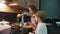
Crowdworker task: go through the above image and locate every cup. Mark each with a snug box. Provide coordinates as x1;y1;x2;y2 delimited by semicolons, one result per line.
23;23;27;26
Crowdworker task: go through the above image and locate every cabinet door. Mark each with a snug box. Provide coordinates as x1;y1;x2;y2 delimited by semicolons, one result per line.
17;0;25;7
26;0;39;9
17;0;39;9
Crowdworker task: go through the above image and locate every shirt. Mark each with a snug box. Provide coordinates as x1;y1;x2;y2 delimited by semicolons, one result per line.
35;23;47;34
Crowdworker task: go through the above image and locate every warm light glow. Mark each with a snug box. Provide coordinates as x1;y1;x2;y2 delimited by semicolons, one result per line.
0;1;18;13
0;2;6;8
1;0;6;3
0;2;11;12
9;3;18;6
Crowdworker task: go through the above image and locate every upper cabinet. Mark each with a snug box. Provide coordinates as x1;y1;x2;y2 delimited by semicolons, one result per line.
17;0;39;9
27;0;39;9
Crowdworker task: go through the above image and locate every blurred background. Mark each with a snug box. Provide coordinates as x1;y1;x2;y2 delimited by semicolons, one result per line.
0;0;60;34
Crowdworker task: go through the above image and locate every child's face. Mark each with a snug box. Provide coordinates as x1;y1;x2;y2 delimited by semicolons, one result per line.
35;16;38;22
31;16;36;24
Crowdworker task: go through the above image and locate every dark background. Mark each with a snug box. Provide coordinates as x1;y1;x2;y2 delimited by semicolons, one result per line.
40;0;60;19
40;0;60;34
0;12;17;22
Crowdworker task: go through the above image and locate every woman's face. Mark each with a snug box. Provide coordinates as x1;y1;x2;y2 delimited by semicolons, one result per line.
28;8;33;14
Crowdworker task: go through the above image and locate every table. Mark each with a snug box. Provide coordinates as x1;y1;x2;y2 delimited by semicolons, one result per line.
11;24;33;34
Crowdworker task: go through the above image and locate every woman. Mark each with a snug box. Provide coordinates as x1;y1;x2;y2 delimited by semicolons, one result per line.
35;11;47;34
28;5;38;26
28;5;38;31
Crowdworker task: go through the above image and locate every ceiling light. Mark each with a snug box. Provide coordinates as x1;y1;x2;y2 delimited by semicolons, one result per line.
1;0;12;4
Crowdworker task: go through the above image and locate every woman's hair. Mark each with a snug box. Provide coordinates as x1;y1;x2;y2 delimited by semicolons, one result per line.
22;8;29;12
35;11;45;22
28;5;38;14
25;9;29;12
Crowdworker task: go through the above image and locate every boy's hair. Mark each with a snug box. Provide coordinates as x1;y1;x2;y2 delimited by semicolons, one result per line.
35;11;45;22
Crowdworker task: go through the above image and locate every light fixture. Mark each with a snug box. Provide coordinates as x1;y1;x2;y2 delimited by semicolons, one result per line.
8;3;18;6
1;0;12;4
1;0;6;3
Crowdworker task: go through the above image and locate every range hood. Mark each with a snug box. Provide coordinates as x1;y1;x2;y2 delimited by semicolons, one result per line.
0;0;25;13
